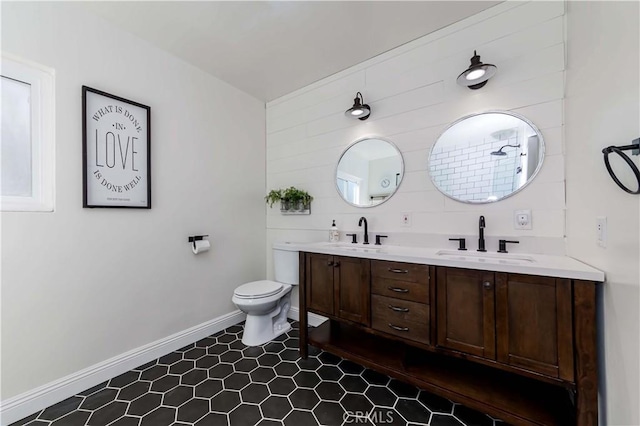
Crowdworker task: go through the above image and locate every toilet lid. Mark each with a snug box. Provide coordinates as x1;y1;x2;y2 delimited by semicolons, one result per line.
234;280;283;299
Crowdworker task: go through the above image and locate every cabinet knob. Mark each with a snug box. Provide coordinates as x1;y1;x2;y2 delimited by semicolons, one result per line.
333;261;340;268
327;260;334;266
483;281;492;289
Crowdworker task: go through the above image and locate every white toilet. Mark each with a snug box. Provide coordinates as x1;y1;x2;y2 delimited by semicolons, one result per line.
232;242;299;346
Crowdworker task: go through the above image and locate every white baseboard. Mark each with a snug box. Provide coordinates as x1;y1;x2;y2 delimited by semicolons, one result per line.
287;306;328;327
0;310;246;426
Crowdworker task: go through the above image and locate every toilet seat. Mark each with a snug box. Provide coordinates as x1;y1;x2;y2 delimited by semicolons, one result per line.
234;280;284;299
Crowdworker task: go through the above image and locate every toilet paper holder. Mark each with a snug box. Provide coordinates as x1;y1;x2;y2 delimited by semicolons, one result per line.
188;235;209;250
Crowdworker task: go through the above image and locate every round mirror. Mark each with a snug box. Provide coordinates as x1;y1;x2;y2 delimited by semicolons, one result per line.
336;137;404;207
429;111;544;203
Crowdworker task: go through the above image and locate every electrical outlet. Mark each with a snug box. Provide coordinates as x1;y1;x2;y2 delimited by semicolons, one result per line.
596;216;607;248
514;209;532;230
401;212;412;227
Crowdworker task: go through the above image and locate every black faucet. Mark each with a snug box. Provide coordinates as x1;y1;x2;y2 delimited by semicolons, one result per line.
449;238;467;251
478;215;486;252
498;239;519;253
375;235;388;246
358;217;369;245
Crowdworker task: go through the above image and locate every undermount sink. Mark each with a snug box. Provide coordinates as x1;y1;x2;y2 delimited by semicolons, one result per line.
435;250;535;265
323;243;382;253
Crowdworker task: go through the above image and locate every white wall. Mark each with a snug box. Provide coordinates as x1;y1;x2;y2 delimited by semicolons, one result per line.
266;1;567;293
1;2;265;400
565;2;640;425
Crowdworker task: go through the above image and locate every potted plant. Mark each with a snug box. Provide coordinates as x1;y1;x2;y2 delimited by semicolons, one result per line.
265;187;313;213
265;189;283;208
282;187;313;211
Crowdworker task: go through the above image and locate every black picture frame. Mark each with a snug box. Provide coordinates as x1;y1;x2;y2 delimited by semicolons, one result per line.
82;86;151;208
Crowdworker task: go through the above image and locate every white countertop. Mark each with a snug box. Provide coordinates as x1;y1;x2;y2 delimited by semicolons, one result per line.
275;241;605;282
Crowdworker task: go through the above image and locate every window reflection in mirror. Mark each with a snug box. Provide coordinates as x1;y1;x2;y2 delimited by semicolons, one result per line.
336;137;404;207
429;112;544;204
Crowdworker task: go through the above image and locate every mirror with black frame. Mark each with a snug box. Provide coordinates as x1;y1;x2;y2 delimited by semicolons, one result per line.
429;111;545;203
336;137;404;207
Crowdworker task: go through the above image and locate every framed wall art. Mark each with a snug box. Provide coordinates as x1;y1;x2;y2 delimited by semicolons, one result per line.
82;86;151;208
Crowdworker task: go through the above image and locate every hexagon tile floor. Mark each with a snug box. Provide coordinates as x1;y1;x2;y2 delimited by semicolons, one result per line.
11;321;509;426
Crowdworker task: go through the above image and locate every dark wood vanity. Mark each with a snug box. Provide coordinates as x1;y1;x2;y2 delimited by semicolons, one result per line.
298;252;599;426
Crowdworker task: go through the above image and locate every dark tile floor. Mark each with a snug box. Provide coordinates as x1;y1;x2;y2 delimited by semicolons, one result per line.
11;322;507;426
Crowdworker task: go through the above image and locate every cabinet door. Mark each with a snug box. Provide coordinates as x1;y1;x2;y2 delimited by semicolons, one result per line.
496;274;574;380
335;256;371;326
305;253;335;316
436;267;496;359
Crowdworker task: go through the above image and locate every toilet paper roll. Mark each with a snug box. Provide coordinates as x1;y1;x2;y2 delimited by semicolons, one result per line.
192;239;211;254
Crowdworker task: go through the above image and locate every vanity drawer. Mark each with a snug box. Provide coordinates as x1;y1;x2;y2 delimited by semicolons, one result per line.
372;277;429;304
372;296;430;344
372;260;429;284
372;295;429;324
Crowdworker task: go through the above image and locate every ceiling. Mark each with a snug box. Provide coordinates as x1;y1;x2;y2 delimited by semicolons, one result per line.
82;1;500;102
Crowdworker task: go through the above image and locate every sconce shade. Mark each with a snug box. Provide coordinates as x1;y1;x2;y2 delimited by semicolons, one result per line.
345;92;371;120
457;51;497;90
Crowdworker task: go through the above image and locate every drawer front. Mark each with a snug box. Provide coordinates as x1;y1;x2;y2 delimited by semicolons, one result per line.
372;295;429;324
372;260;429;284
372;296;430;344
372;276;429;304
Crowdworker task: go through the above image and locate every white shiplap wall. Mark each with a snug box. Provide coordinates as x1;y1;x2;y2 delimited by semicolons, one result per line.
265;1;567;285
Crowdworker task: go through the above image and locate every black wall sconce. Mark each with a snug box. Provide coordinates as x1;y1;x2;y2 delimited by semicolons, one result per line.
457;50;497;90
345;92;371;121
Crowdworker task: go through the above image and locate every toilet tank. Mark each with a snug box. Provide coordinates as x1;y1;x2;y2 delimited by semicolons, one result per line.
272;242;299;285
